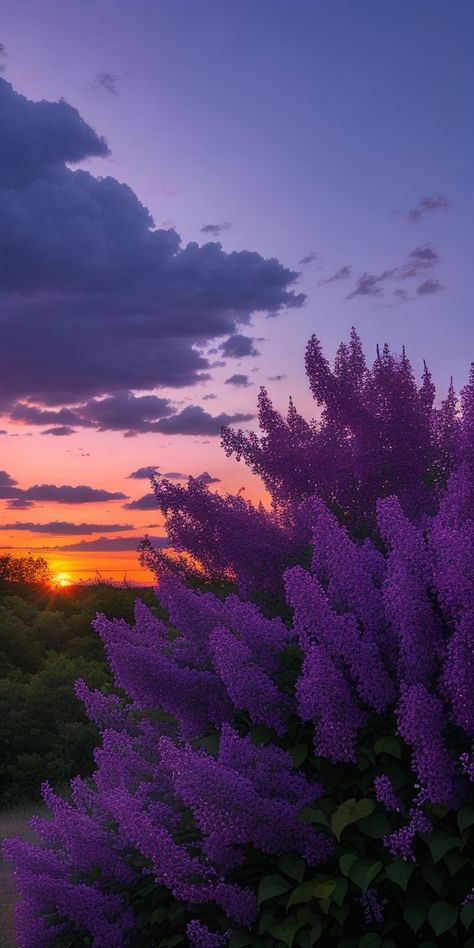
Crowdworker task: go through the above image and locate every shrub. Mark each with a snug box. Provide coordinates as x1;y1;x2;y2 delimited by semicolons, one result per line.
3;333;474;947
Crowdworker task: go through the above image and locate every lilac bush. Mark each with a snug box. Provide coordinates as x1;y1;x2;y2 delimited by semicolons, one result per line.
4;332;474;947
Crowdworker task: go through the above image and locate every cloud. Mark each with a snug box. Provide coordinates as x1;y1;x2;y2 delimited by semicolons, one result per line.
268;374;287;381
346;273;385;299
0;429;7;434
41;426;76;436
200;222;233;237
202;393;217;400
346;244;441;300
225;374;251;387
0;43;6;74
395;195;449;222
0;477;127;505
0;79;304;409
399;244;440;279
163;471;187;480
218;334;260;358
54;535;168;552
90;72;122;95
0;470;17;489
128;466;159;480
152;405;255;436
0;521;134;535
319;265;351;286
80;392;174;433
123;494;156;510
417;278;445;295
196;471;220;484
298;252;319;266
5;498;35;509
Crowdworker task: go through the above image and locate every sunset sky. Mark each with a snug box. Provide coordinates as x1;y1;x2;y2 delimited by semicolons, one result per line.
0;0;472;583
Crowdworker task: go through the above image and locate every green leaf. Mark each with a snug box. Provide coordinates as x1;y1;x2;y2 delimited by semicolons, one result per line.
349;858;383;891
385;860;414;892
458;806;474;834
358;813;391;839
278;854;306;884
428;832;459;864
331;798;375;841
268;922;297;948
461;903;474;931
404;901;429;935
422;865;444;896
428;901;458;936
331;877;348;906
443;849;468;875
251;726;273;746
339;853;358;877
228;934;255;948
358;936;382;948
258;874;292;905
197;733;219;756
373;736;402;759
298;806;329;827
287;877;336;908
295;921;322;947
290;744;309;767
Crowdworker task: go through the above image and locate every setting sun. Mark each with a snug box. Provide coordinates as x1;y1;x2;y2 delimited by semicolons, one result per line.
51;571;72;588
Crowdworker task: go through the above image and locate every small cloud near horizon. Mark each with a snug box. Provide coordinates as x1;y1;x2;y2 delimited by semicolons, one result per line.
53;535;169;553
225;374;252;387
0;521;134;535
200;222;233;237
128;466;159;480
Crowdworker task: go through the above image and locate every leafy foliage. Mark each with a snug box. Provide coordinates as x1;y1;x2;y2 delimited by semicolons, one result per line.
3;332;474;946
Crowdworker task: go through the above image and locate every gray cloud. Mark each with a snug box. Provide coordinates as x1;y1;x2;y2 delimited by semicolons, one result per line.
196;471;220;484
417;278;445;295
123;494;156;511
163;471;187;480
152;405;255;436
319;265;351;286
225;374;251;387
347;244;441;300
395;195;449;222
200;222;233;237
90;72;122;95
0;78;303;409
298;252;319;266
0;474;127;505
41;426;77;436
128;466;159;480
54;535;168;552
268;374;287;381
202;393;217;400
0;521;134;535
218;334;260;358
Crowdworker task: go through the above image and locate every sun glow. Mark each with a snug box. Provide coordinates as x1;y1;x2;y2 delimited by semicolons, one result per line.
51;571;72;588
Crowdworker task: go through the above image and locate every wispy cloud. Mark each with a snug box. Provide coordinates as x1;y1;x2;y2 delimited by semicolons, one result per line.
200;222;233;237
225;374;252;387
0;521;134;535
394;194;449;222
90;71;125;95
417;278;444;295
298;251;320;266
319;265;351;286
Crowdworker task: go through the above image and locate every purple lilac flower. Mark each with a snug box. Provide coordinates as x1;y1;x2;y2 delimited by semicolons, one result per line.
443;610;474;739
209;626;290;734
384;808;433;862
187;920;229;948
374;775;401;812
397;684;459;805
296;642;366;763
460;750;474;781
359;888;386;925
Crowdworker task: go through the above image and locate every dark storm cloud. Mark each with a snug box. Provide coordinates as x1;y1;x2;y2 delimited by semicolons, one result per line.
395;195;449;222
152;406;254;436
0;521;134;535
298;252;319;266
417;278;444;295
41;426;77;436
55;535;169;552
224;374;251;387
319;265;351;286
218;334;260;358
200;222;233;237
128;466;159;480
0;79;304;409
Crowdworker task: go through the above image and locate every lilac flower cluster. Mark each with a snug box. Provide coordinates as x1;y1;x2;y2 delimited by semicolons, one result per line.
4;331;474;945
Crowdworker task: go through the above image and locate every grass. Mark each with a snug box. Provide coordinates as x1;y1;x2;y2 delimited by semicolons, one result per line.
0;802;48;948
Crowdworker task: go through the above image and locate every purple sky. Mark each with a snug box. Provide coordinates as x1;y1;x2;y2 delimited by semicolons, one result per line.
0;0;472;579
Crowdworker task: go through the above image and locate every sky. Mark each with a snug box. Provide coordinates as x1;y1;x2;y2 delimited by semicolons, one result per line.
0;0;472;583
